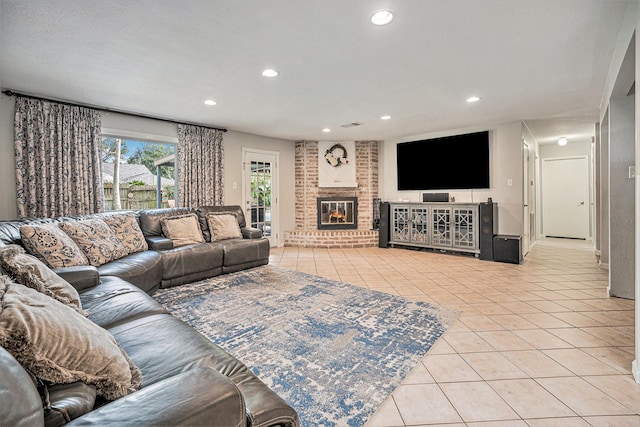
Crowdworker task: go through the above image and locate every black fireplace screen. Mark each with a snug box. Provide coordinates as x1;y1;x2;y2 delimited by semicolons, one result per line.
317;197;358;230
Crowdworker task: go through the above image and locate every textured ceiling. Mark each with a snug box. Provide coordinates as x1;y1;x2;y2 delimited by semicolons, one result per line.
0;0;630;143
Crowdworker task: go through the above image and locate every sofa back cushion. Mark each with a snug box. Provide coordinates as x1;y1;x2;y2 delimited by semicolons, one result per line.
0;277;142;400
59;219;129;267
19;223;89;268
0;245;86;315
138;207;195;237
196;206;246;242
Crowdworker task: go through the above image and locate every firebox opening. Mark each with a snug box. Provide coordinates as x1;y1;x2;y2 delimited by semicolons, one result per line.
317;197;358;230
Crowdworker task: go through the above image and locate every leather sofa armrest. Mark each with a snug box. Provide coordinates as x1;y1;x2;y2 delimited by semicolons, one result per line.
66;368;245;427
145;236;174;250
242;227;263;239
53;266;99;291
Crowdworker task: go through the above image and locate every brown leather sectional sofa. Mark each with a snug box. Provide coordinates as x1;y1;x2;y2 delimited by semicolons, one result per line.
0;206;299;427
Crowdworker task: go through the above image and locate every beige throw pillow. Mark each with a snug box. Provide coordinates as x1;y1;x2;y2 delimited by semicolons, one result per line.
160;214;204;247
101;213;148;255
206;213;242;241
20;224;89;268
0;279;142;400
0;245;86;315
59;219;129;267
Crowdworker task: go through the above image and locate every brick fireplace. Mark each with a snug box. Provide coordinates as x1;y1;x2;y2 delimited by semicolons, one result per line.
284;141;379;248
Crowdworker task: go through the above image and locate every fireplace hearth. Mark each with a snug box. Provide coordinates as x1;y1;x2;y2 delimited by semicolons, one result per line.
317;197;358;230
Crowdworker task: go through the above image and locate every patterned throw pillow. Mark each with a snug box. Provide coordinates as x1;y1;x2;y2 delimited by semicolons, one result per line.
0;245;86;315
59;219;129;267
160;214;205;247
20;224;89;269
0;278;142;400
206;213;242;241
101;213;148;255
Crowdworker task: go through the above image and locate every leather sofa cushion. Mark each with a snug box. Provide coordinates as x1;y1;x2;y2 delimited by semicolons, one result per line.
138;208;194;237
0;346;44;427
97;251;162;295
196;205;247;242
79;276;168;330
45;382;96;427
160;242;223;283
222;238;270;267
65;368;246;427
108;314;299;427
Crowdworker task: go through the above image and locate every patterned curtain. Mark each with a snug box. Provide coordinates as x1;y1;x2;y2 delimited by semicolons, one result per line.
177;124;224;207
14;97;104;218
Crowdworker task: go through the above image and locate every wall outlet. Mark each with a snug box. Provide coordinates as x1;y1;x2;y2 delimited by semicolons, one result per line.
507;179;513;187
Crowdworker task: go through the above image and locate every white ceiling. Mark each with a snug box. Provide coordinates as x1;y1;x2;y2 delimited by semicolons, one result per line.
0;0;631;144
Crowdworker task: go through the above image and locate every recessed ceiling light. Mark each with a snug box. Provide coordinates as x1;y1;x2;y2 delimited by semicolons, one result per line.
370;9;394;26
204;99;217;106
262;69;279;77
466;96;481;103
322;128;331;133
381;115;391;120
558;137;568;146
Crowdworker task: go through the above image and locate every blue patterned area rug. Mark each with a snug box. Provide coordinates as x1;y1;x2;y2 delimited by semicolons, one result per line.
154;265;460;427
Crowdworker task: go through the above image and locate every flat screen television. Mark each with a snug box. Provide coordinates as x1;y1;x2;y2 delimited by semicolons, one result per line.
396;131;490;191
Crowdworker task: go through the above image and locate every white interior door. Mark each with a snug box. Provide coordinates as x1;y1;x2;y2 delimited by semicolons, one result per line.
242;148;279;246
542;156;590;239
523;140;530;254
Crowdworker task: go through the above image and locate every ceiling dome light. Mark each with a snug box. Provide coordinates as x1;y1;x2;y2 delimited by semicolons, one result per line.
204;99;217;106
466;96;481;103
381;115;391;120
558;137;568;146
322;128;331;133
262;69;279;77
370;9;394;26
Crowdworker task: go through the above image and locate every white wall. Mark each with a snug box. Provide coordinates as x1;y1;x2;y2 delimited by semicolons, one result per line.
380;121;524;235
599;0;639;382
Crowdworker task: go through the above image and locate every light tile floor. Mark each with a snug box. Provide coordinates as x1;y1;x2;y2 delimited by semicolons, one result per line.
269;239;640;427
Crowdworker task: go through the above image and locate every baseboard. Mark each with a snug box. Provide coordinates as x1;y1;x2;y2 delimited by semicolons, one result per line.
599;261;609;270
633;360;640;384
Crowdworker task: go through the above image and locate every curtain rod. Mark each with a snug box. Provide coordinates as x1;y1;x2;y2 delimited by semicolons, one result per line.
2;89;227;133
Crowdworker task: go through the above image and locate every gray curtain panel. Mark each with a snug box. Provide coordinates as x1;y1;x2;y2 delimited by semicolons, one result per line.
177;124;224;207
14;97;104;218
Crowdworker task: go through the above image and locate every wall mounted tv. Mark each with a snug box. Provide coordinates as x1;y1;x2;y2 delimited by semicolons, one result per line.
396;130;490;191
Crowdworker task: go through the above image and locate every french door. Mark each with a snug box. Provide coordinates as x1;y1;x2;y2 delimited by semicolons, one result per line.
242;148;279;246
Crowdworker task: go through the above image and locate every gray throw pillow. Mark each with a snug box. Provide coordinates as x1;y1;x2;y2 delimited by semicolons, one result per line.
160;213;205;247
206;213;242;241
0;277;142;400
0;244;86;316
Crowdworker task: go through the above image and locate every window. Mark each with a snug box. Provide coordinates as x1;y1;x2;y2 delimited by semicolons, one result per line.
101;136;177;210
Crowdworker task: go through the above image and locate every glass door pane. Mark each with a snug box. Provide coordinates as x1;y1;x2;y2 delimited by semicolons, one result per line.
249;160;272;237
